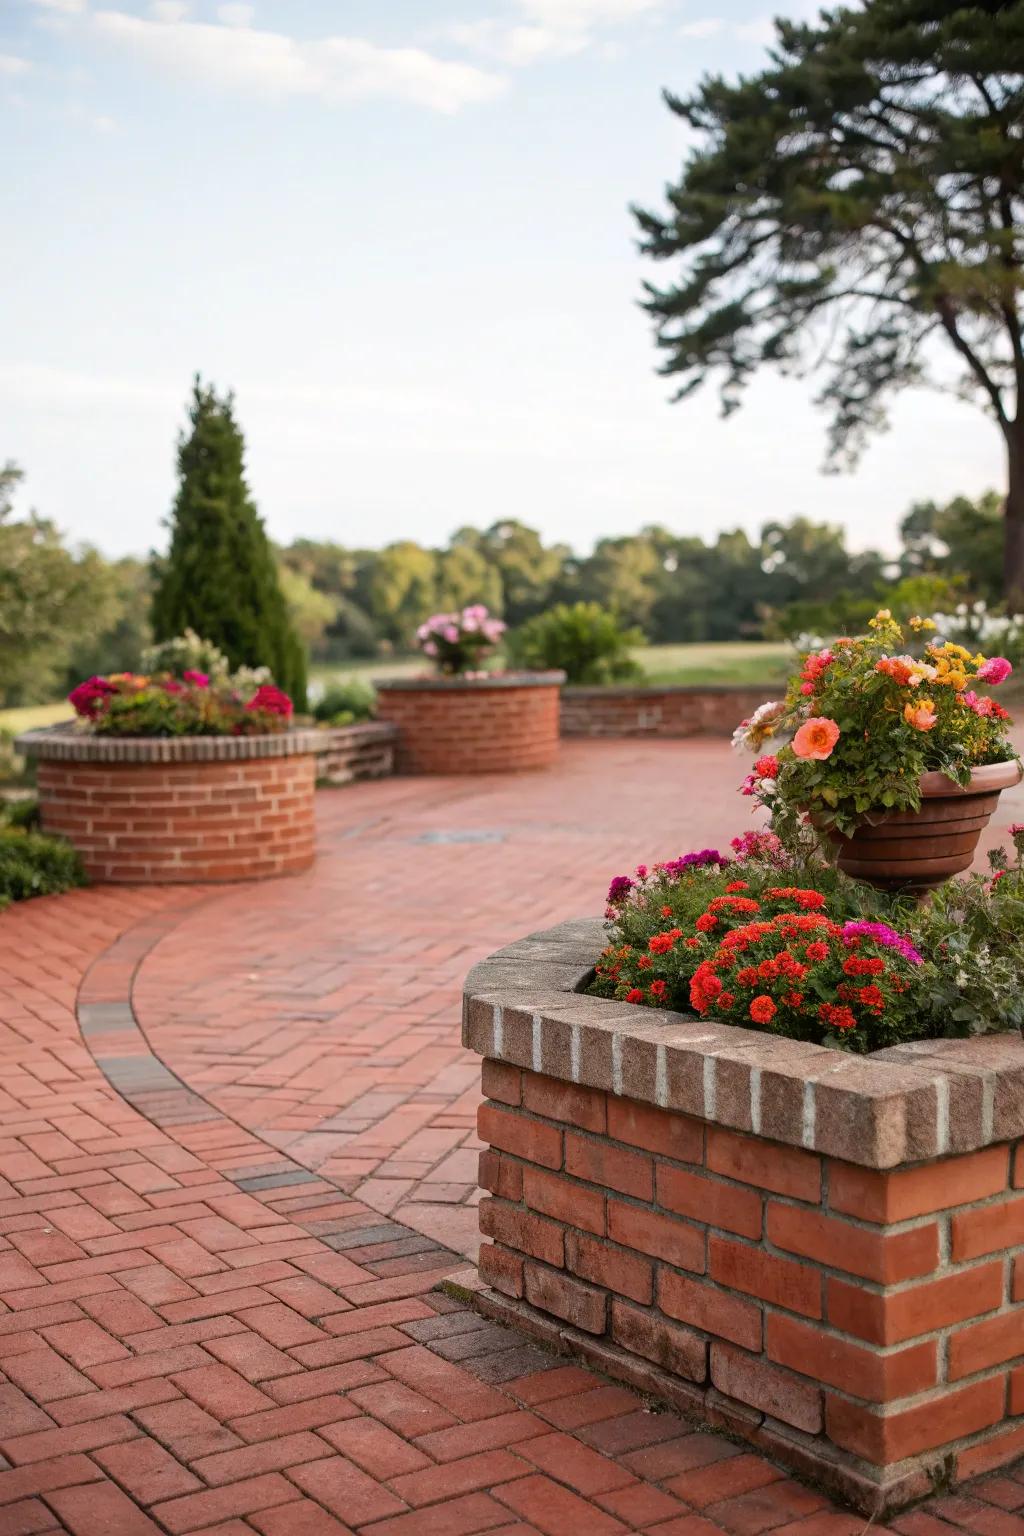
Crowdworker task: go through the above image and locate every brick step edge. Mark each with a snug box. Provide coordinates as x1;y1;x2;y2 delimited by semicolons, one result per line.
461;1280;952;1519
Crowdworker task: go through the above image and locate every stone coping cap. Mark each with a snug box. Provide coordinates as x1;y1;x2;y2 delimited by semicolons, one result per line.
375;671;566;691
562;683;785;697
319;721;397;744
462;918;1024;1170
16;722;325;763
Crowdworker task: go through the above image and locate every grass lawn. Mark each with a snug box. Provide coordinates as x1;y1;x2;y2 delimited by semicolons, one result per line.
0;702;73;735
311;640;791;691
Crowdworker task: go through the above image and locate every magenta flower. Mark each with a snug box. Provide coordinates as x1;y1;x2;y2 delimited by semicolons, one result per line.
978;657;1013;685
607;875;634;904
841;921;923;966
183;669;210;687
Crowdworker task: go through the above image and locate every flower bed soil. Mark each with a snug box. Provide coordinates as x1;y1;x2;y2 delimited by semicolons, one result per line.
375;672;565;774
18;724;323;884
464;918;1024;1516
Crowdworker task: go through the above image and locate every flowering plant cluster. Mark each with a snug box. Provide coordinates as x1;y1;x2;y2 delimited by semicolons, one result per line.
591;829;1024;1050
68;672;293;737
733;611;1019;837
415;605;506;677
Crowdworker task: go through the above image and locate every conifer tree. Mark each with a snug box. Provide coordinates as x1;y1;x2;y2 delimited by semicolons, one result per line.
152;378;307;708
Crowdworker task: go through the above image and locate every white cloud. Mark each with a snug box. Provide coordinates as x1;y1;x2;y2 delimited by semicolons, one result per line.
452;0;664;65
29;0;87;13
89;9;504;113
217;2;254;27
151;1;190;19
677;18;723;37
0;54;31;74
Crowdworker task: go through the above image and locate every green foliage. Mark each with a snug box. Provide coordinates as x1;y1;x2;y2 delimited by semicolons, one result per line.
508;603;644;684
152;379;308;708
913;858;1024;1037
901;493;1004;604
70;673;294;737
0;464;142;708
0;826;85;905
313;679;377;726
369;543;440;646
635;0;1024;595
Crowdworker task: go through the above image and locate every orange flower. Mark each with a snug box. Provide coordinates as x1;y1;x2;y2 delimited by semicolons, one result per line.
792;717;840;760
903;699;937;732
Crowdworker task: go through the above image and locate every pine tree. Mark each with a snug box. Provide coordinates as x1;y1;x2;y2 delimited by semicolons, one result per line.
152;378;307;709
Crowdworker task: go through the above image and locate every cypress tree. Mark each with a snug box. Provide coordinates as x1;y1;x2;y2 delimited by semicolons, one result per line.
152;377;307;709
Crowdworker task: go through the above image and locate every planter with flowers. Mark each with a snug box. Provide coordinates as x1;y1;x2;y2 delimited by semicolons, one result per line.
17;655;322;884
375;605;565;774
734;611;1022;891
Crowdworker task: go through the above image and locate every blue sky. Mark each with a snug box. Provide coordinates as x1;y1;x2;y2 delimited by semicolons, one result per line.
2;0;1004;558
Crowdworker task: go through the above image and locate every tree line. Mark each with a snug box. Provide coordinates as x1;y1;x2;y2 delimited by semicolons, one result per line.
0;440;1004;710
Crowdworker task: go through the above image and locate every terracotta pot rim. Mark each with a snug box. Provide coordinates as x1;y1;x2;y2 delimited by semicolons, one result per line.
919;759;1022;797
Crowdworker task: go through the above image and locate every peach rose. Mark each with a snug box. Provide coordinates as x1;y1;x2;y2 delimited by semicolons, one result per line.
792;717;841;760
904;699;937;732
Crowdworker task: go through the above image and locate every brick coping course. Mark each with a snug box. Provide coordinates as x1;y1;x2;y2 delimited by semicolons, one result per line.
17;721;325;763
376;671;566;692
463;918;1024;1170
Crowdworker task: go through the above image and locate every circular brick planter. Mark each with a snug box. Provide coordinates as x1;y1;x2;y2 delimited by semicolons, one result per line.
17;725;323;885
464;920;1024;1516
375;672;565;775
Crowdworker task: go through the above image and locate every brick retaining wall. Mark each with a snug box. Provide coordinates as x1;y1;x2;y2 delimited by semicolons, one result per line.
21;728;320;884
376;673;564;774
560;684;782;739
318;720;397;785
463;919;1024;1514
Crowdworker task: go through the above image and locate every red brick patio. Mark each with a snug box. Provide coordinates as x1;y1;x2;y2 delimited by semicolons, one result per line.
1;740;1021;1534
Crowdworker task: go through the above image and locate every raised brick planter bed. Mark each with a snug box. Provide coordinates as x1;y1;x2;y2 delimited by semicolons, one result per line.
560;684;783;739
18;724;322;884
464;918;1024;1515
376;672;565;774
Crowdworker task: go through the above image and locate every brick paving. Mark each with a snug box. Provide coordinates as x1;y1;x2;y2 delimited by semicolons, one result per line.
0;739;1022;1534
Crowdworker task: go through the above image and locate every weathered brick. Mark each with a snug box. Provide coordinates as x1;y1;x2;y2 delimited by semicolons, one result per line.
709;1236;822;1318
711;1342;822;1433
481;1061;521;1106
477;1242;524;1299
523;1166;605;1236
610;1298;706;1382
523;1262;607;1333
607;1199;704;1274
522;1073;606;1132
565;1230;652;1304
658;1269;761;1351
479;1198;564;1268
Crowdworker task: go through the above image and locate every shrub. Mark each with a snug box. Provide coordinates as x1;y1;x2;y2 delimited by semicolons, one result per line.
508;602;643;685
313;679;376;726
416;605;506;676
141;629;271;695
0;828;84;905
68;672;294;737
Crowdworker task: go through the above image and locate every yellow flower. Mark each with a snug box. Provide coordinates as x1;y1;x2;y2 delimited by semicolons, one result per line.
904;698;938;732
909;615;937;631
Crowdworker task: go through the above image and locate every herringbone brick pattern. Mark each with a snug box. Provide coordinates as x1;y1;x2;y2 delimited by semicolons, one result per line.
0;740;1021;1533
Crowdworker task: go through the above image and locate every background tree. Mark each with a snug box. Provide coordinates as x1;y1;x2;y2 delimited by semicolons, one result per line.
368;542;439;646
0;463;131;707
152;379;307;706
900;490;1004;601
634;0;1024;600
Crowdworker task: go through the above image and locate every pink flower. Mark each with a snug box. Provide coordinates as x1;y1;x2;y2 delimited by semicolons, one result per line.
246;684;293;718
800;682;815;696
183;670;209;687
978;657;1012;685
792;717;840;760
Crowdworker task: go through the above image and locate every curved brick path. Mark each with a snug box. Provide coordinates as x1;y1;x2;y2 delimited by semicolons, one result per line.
0;741;1021;1535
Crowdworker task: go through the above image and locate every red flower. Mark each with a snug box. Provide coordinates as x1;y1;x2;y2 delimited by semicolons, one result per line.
649;979;668;1001
782;991;804;1007
765;887;826;911
661;905;673;917
843;955;885;977
858;985;885;1013
695;914;718;933
246;684;293;718
68;675;118;719
625;988;645;1004
819;1003;857;1031
805;941;829;962
749;995;777;1024
754;755;780;779
649;929;682;954
637;955;652;970
725;880;750;893
718;992;735;1009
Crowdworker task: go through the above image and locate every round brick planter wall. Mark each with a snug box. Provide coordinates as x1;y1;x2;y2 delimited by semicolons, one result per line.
375;672;565;775
17;725;323;885
464;920;1024;1516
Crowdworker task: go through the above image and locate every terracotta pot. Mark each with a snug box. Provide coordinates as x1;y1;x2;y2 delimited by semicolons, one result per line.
824;759;1023;893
